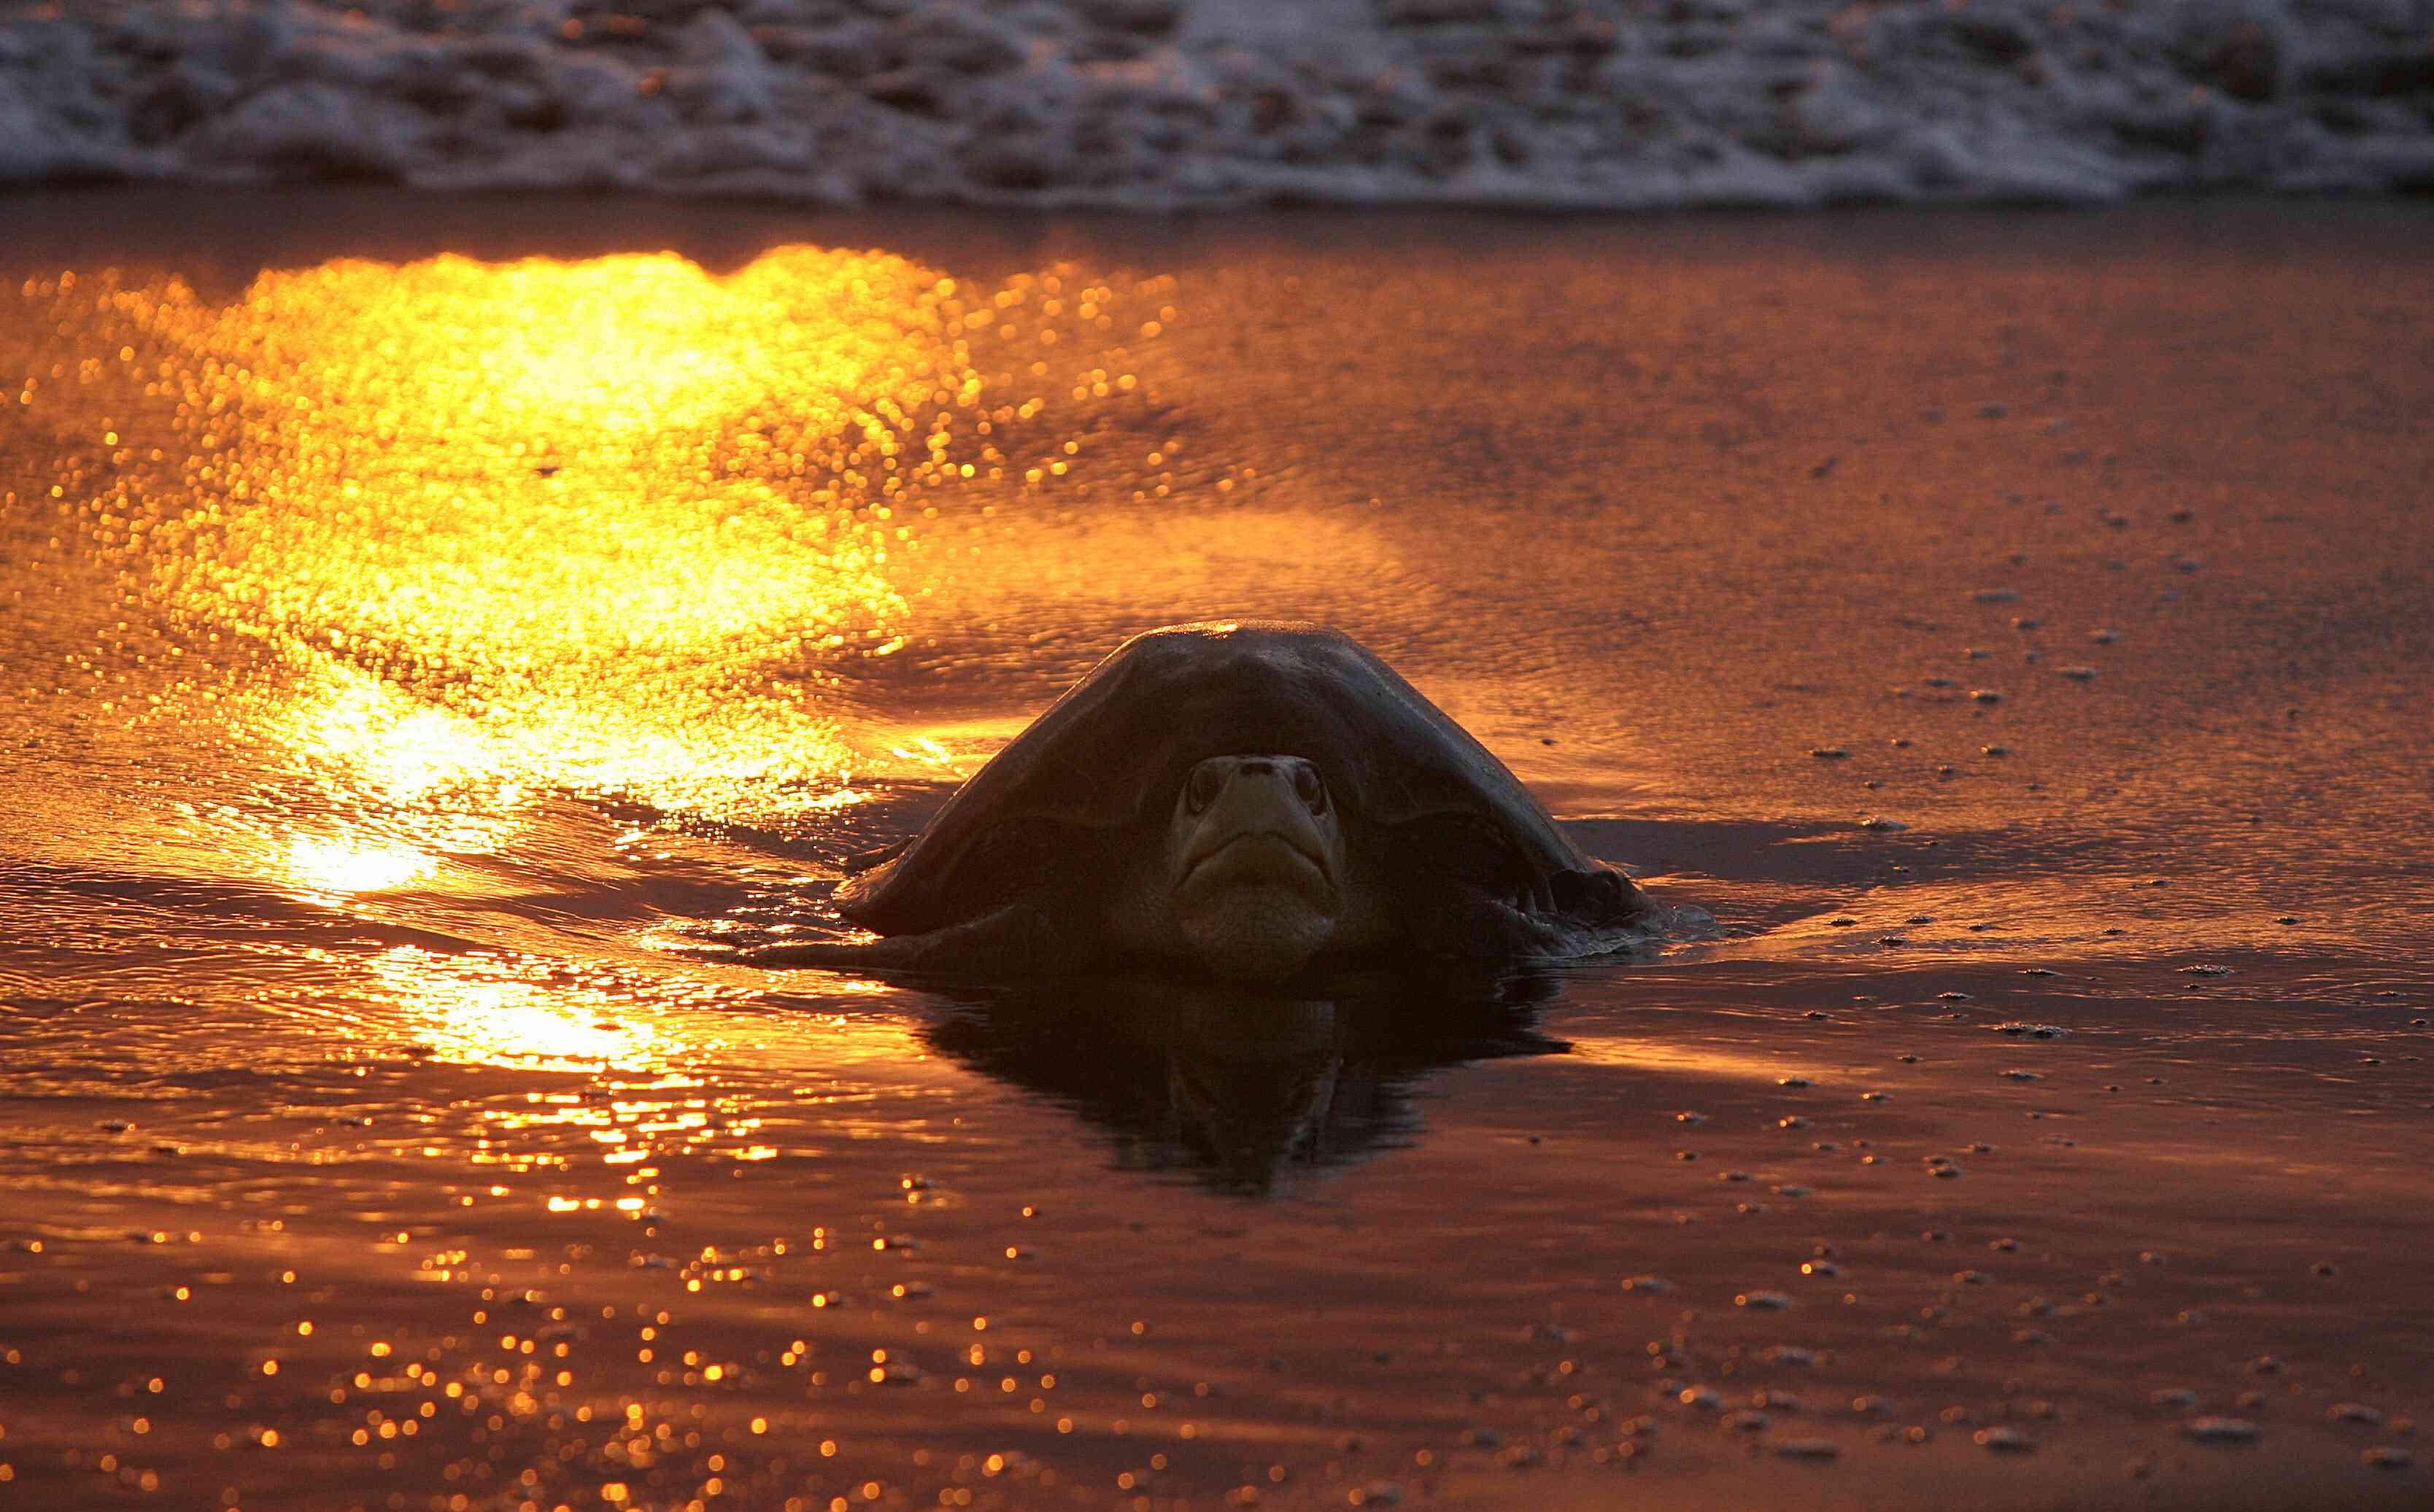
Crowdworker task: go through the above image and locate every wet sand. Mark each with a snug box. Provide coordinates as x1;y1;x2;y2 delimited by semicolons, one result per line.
2;192;2431;1511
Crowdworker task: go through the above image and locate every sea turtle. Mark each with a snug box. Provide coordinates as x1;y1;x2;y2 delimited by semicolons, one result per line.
736;620;1652;980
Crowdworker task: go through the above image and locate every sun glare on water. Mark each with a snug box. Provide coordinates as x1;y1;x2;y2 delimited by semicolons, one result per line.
28;246;1159;891
283;834;436;897
133;249;945;818
361;945;692;1074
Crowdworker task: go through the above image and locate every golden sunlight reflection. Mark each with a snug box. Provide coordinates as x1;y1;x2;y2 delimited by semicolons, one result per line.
1563;1035;1850;1083
283;835;434;897
134;249;936;828
362;946;706;1074
46;248;1165;881
341;945;935;1082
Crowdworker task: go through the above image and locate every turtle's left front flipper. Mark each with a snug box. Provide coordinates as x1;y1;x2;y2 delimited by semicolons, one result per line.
1406;884;1575;961
1407;864;1654;964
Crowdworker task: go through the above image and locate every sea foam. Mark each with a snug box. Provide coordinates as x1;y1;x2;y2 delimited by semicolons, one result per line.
3;1;2430;207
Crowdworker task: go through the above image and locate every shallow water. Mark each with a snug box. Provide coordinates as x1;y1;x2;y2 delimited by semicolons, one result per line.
2;193;2431;1511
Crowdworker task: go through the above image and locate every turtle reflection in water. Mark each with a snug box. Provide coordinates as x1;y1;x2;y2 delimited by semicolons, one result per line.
738;621;1655;982
925;976;1567;1193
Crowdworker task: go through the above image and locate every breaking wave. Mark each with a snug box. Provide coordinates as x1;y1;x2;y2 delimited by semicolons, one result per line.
4;1;2432;209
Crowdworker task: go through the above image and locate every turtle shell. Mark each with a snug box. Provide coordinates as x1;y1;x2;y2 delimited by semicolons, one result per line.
837;621;1619;934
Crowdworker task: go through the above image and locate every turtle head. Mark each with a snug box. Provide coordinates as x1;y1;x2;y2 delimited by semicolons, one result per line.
1164;754;1344;982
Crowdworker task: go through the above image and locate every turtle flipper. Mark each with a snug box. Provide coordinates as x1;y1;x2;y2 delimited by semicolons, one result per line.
1410;871;1652;964
1415;887;1574;960
735;902;1087;978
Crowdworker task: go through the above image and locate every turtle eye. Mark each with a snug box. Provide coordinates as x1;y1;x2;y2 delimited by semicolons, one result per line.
1185;763;1225;814
1292;764;1326;813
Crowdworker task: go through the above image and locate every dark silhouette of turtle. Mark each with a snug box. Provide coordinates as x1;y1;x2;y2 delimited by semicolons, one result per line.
921;973;1573;1194
737;621;1652;980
